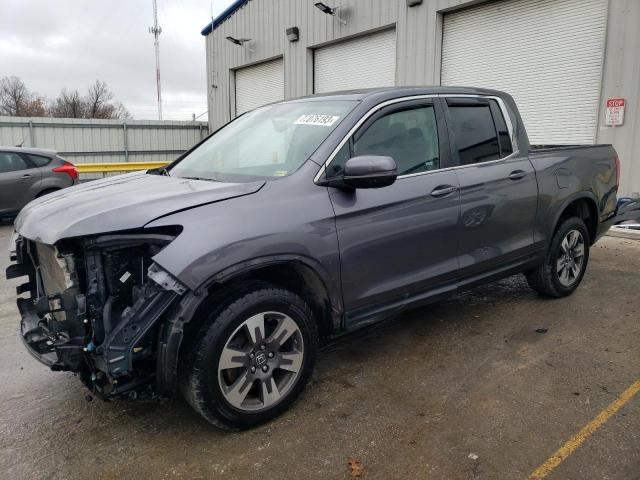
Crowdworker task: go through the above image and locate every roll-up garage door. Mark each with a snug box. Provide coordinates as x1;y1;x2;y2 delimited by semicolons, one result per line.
235;57;284;115
314;29;396;94
441;0;607;144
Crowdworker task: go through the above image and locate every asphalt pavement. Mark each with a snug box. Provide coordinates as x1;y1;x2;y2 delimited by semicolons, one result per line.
0;223;638;479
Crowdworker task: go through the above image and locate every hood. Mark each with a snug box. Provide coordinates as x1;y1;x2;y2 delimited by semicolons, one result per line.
16;172;265;244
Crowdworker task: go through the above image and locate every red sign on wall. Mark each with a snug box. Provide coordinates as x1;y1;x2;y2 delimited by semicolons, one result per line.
605;98;625;126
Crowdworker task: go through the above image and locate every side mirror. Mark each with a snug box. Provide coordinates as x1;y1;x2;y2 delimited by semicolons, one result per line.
343;155;397;188
322;155;397;189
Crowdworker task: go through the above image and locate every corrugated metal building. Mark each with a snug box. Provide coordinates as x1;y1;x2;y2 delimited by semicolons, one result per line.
202;0;640;196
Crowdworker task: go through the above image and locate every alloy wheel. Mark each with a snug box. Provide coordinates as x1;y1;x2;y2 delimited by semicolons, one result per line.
556;229;585;287
217;311;304;412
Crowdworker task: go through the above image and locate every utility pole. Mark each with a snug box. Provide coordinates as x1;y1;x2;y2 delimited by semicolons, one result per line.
149;0;163;120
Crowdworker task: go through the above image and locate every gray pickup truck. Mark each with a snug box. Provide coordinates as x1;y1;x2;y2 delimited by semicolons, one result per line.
6;87;619;430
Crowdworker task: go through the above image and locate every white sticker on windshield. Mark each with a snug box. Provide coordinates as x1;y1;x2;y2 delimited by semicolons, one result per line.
294;114;340;127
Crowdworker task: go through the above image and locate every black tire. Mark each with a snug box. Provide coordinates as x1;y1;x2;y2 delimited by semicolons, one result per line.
179;281;318;430
526;216;590;298
36;188;60;198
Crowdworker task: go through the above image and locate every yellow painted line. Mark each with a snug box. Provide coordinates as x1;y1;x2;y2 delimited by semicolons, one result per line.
75;161;169;173
528;379;640;479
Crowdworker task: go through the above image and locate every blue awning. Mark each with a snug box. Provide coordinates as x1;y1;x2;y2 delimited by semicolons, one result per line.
201;0;250;36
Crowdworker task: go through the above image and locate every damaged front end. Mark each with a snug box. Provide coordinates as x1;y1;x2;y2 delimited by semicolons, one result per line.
7;228;185;400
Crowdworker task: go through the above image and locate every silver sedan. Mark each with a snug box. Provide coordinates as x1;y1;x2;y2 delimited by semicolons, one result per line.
0;146;78;219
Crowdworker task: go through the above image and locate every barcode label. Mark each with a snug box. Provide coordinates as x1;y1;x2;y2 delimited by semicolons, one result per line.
294;114;340;127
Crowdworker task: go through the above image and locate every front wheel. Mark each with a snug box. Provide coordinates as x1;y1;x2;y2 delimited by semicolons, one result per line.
526;216;590;298
180;282;318;430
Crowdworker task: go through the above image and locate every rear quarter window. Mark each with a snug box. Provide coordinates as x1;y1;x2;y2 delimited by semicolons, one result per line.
26;154;52;167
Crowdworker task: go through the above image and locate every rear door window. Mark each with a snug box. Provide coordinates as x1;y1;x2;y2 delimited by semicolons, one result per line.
447;100;500;165
0;152;28;173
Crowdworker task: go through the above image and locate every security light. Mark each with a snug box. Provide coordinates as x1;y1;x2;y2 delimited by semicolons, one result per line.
226;36;251;46
314;2;334;14
286;27;299;42
226;36;254;53
314;2;347;25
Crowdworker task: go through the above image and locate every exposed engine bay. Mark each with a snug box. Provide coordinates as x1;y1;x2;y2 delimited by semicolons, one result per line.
8;229;185;400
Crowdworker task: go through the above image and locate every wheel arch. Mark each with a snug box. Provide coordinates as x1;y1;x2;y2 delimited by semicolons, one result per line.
156;256;343;396
36;187;61;198
552;192;599;245
204;255;343;330
218;259;342;338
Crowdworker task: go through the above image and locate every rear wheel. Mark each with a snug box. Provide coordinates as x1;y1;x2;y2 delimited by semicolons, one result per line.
180;282;318;430
526;216;590;297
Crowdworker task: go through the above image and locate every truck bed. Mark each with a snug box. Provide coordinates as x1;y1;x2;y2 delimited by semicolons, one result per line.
530;144;613;153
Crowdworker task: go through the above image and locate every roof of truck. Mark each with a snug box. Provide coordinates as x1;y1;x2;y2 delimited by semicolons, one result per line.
284;86;510;103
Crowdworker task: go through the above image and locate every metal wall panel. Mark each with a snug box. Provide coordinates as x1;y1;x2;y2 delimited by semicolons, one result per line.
204;0;640;195
235;57;284;114
313;28;396;93
205;0;398;130
441;0;608;144
597;0;640;197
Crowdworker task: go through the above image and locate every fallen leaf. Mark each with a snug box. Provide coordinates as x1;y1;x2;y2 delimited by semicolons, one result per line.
348;459;364;478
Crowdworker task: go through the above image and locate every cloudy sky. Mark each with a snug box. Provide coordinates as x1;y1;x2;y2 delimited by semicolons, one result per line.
0;0;235;120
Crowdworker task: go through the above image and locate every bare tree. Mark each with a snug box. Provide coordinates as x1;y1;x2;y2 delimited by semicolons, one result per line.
22;97;47;117
85;80;114;118
50;80;130;119
1;76;131;119
0;76;27;115
0;76;45;116
113;101;132;120
85;81;131;119
49;89;86;118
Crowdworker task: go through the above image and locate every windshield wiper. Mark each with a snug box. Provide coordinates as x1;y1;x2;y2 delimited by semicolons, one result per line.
181;176;220;182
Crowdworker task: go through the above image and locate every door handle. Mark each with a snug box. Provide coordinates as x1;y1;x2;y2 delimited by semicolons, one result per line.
20;174;32;179
508;170;527;180
430;185;457;198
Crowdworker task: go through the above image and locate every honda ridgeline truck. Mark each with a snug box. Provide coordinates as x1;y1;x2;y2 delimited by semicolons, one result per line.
7;87;619;429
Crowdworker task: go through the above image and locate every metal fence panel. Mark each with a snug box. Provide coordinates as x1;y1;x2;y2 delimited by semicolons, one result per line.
0;116;207;180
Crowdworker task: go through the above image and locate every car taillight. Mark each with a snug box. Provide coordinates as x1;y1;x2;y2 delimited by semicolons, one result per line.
615;155;621;190
52;161;78;180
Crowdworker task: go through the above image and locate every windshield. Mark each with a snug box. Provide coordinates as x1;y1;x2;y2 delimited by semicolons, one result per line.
170;100;357;182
